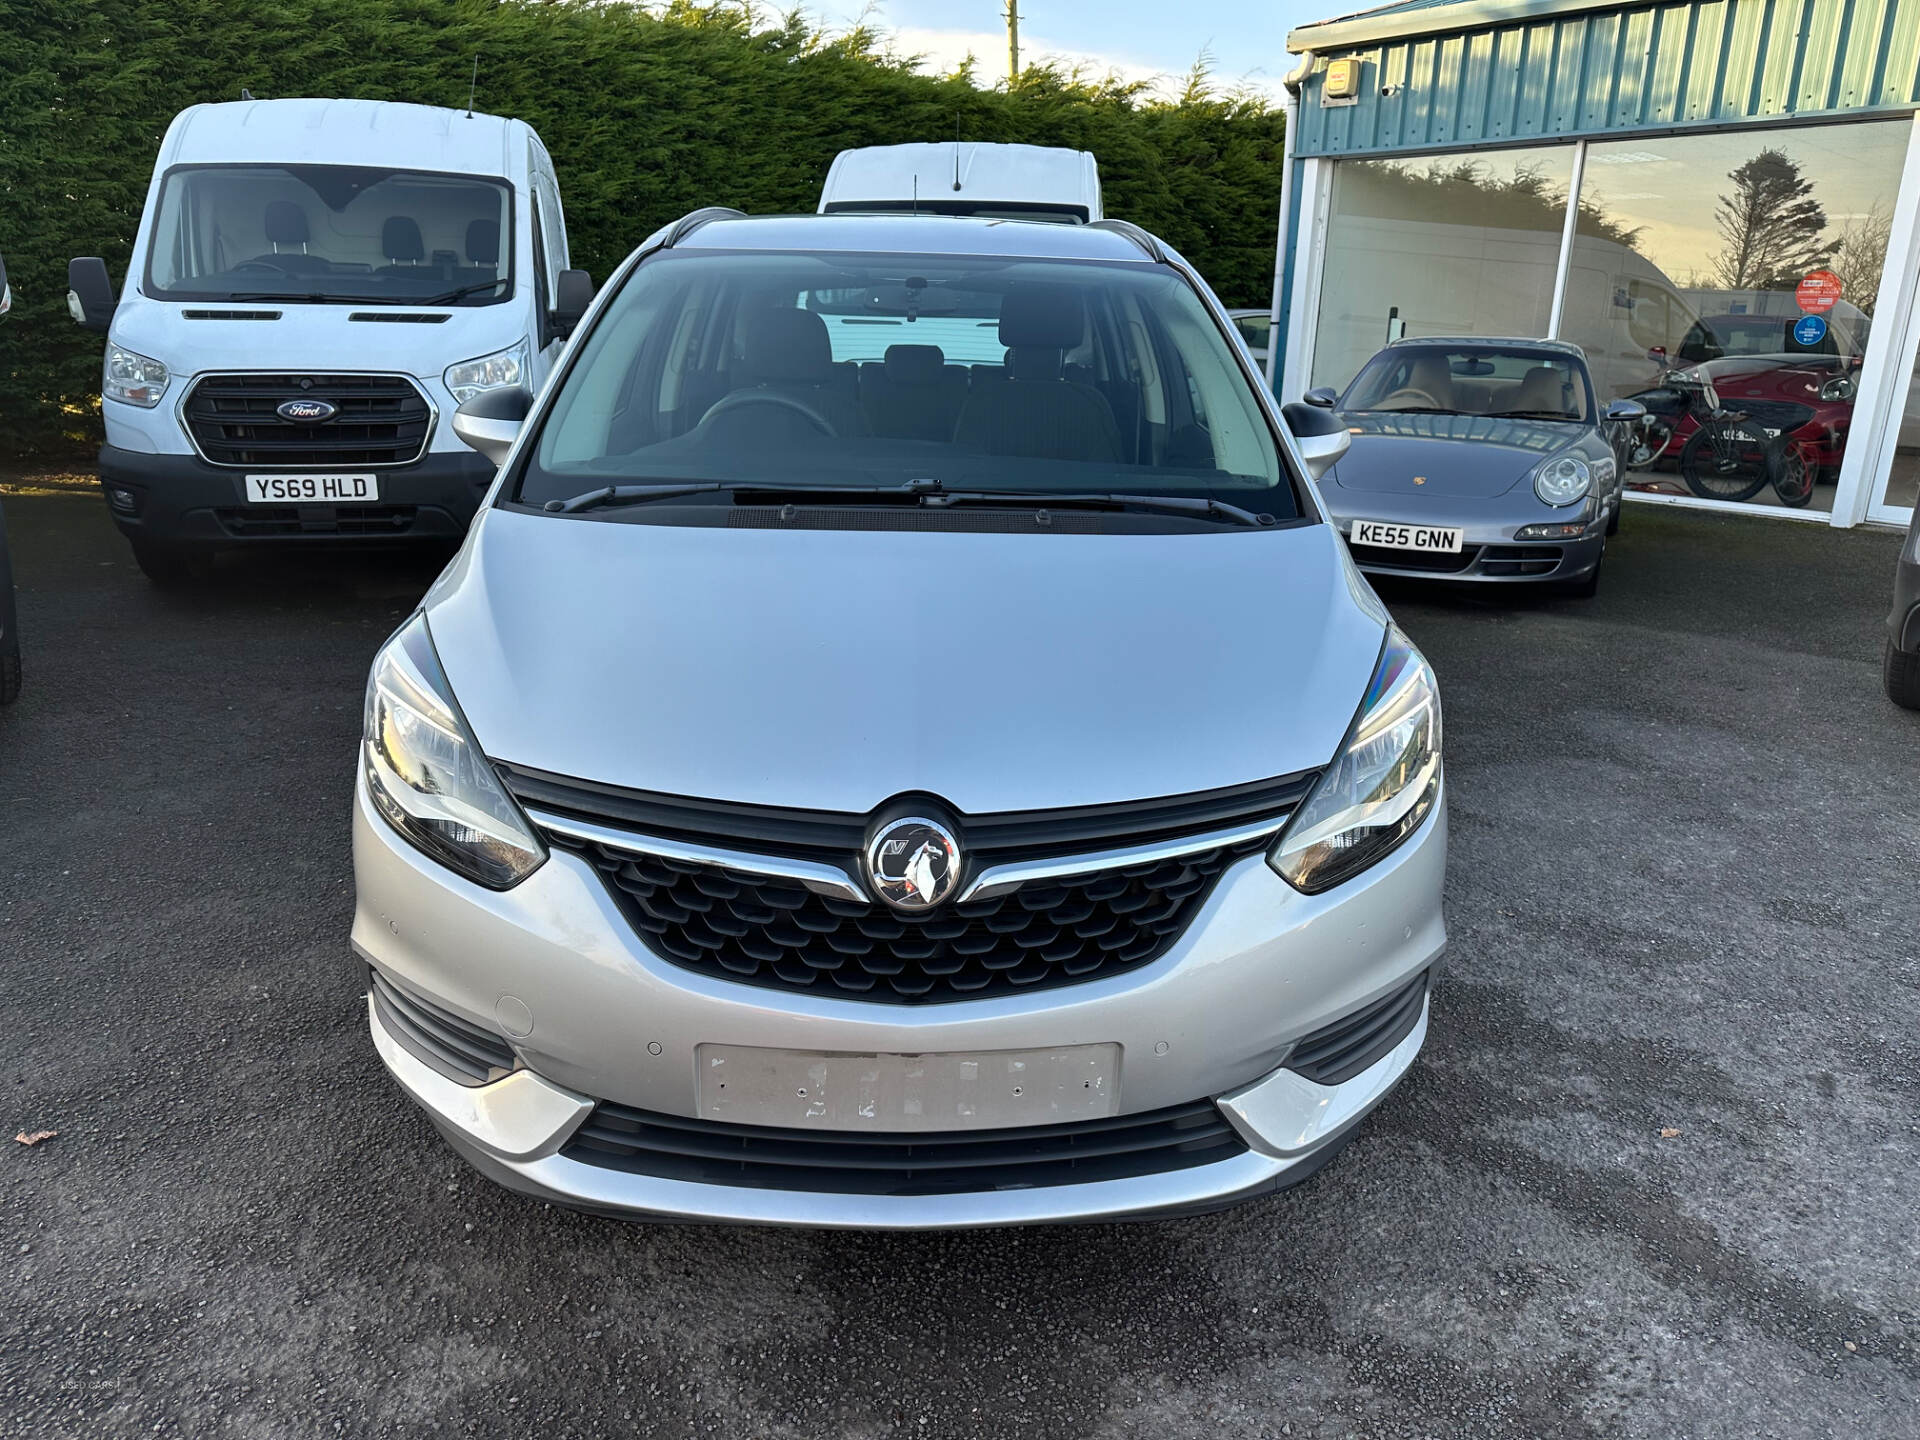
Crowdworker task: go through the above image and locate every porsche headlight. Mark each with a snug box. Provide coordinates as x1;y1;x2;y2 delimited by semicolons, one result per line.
362;613;545;889
1534;454;1592;506
444;339;530;405
1269;627;1441;894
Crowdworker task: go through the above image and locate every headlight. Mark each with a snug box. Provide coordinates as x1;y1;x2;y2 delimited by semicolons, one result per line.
444;339;530;405
362;613;546;889
104;344;170;407
1533;454;1592;506
1269;627;1441;894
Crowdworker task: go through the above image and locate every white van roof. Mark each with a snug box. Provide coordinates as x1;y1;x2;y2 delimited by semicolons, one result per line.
161;99;521;176
818;143;1102;222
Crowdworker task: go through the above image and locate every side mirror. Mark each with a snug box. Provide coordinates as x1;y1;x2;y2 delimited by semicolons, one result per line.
1302;386;1339;409
1605;399;1647;422
0;252;10;321
1645;344;1668;366
1281;400;1352;484
552;269;595;340
68;257;115;333
452;385;534;467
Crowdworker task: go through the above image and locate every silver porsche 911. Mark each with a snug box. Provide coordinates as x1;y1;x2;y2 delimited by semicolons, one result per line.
1310;337;1639;597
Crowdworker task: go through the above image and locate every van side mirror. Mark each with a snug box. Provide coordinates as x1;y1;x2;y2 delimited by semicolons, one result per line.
68;258;116;333
1303;386;1338;409
452;385;534;467
552;269;594;340
0;252;10;321
1281;401;1352;484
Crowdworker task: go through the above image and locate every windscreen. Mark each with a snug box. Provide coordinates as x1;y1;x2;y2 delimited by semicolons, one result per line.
518;249;1293;514
1342;345;1592;422
145;165;513;306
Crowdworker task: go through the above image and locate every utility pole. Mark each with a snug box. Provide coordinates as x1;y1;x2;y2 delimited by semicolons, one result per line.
1005;0;1020;84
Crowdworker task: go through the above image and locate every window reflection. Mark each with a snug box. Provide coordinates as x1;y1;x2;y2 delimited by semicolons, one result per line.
1311;147;1574;392
1562;122;1909;513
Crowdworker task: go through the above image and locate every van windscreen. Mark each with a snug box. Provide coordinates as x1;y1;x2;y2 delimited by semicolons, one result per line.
144;164;514;307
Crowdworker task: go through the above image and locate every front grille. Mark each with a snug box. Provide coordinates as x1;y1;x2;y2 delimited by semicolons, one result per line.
369;968;516;1086
564;836;1270;1003
562;1098;1247;1195
1286;971;1429;1086
183;373;432;467
1477;544;1562;577
213;504;420;537
1727;398;1816;433
1349;542;1481;574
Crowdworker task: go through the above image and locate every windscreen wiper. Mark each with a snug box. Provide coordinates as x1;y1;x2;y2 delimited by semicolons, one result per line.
418;278;510;306
227;291;371;304
922;490;1274;527
1482;410;1577;420
541;482;732;514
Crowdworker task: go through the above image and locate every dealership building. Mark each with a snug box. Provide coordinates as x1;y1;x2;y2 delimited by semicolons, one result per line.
1268;0;1920;529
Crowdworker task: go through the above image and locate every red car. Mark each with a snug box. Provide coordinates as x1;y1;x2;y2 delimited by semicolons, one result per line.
1667;315;1861;481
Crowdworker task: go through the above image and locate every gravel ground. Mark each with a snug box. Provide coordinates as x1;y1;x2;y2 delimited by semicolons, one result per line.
2;484;1916;1440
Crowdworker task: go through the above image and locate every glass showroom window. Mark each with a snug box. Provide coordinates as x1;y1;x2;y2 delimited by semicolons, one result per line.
1310;146;1575;392
1563;121;1911;514
1880;335;1920;516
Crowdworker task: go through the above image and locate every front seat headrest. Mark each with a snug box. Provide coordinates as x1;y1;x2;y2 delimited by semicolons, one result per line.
739;307;835;384
264;201;309;249
883;344;946;386
465;218;500;266
382;216;425;263
997;284;1086;350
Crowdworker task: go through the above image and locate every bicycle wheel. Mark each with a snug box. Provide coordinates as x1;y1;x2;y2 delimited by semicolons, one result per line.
1679;420;1771;502
1770;440;1815;508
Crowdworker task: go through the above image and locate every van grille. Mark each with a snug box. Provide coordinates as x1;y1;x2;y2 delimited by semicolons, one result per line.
183;373;432;468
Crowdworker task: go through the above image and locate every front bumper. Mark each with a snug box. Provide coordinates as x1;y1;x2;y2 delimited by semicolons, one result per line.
351;774;1447;1227
97;444;496;546
1328;500;1606;584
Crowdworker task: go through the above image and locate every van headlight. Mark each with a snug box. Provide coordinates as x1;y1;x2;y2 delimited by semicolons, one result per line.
444;339;529;404
104;344;170;407
1269;627;1441;894
1533;455;1592;506
363;613;546;889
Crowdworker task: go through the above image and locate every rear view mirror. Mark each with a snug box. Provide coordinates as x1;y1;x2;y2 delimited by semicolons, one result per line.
452;385;534;467
68;257;115;332
1302;386;1338;409
552;269;595;340
1281;401;1352;484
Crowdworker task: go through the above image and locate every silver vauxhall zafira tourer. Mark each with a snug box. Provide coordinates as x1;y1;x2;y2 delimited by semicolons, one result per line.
351;210;1446;1228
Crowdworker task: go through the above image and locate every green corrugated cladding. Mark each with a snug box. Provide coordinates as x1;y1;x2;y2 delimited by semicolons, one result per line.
1293;0;1920;156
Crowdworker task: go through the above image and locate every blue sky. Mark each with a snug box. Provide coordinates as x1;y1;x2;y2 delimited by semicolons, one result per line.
818;1;1340;100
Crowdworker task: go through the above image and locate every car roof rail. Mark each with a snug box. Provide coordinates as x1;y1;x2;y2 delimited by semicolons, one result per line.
1085;218;1166;263
665;207;748;248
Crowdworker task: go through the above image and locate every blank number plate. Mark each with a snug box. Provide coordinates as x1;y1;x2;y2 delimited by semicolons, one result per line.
1351;519;1464;552
245;474;379;503
696;1042;1119;1132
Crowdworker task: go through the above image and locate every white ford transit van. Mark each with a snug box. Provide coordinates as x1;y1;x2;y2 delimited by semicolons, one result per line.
68;98;592;583
819;143;1102;224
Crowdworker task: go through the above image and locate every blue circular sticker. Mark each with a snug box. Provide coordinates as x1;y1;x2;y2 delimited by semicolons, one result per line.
1794;314;1828;347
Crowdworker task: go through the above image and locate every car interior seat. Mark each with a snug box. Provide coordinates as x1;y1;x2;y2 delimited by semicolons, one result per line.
952;284;1123;462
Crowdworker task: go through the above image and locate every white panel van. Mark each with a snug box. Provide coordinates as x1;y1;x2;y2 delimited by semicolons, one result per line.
818;143;1102;224
67;98;591;583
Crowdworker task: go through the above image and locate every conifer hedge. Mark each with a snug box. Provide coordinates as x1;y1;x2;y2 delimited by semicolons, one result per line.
0;1;1285;458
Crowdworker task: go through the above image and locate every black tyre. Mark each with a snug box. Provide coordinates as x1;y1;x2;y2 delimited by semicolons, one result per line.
129;537;213;589
1887;641;1920;711
1770;441;1815;507
1680;420;1772;502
